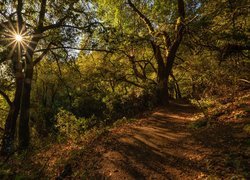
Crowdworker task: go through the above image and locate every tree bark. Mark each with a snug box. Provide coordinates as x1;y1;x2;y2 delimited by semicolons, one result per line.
171;73;182;99
150;42;169;104
18;34;40;149
18;63;34;149
1;56;24;155
127;0;185;105
157;77;169;105
1;0;24;154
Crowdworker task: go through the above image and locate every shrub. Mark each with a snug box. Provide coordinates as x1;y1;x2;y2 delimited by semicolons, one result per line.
55;109;97;140
243;124;250;134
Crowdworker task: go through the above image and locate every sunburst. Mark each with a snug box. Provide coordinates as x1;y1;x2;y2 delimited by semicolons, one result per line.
15;34;23;42
1;21;34;59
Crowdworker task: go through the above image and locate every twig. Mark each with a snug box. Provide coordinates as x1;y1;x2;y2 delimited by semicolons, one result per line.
238;79;250;84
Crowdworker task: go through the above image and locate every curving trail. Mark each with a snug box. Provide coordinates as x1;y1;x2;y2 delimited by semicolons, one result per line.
74;102;249;179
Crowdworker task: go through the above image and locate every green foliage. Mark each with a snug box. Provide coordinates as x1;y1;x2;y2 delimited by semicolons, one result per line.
0;97;8;129
190;98;215;108
112;117;136;127
0;0;249;178
55;109;98;140
189;119;208;129
72;95;106;118
243;124;250;134
0;0;249;163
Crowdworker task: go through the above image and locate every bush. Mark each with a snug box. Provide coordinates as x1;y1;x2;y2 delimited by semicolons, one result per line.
243;124;250;134
103;90;157;122
72;96;106;118
55;109;97;140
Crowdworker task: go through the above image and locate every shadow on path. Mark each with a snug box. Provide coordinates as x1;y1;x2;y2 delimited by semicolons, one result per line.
76;102;249;179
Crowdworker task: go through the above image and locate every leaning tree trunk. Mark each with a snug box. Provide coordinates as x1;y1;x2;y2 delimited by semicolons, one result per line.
1;57;24;155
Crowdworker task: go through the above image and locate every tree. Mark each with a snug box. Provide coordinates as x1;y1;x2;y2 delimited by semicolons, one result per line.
93;0;188;104
181;0;250;97
0;0;96;154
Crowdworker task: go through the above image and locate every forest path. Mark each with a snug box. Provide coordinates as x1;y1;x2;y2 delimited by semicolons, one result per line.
74;102;249;179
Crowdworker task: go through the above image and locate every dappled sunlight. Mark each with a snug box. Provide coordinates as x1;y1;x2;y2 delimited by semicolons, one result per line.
77;106;210;179
131;126;189;142
153;112;193;120
0;0;249;179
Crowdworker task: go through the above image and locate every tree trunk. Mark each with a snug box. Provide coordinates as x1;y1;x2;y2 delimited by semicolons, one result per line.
151;42;169;105
170;73;182;99
1;60;24;155
157;77;169;105
127;0;185;105
18;63;34;149
175;82;182;99
18;30;40;149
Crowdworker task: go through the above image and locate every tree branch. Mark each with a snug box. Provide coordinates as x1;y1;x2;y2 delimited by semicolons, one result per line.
33;42;52;65
119;77;144;89
59;22;99;30
0;90;12;106
41;1;76;32
238;79;250;84
127;0;155;33
41;16;68;32
17;0;23;28
35;46;113;53
169;0;186;53
38;0;47;28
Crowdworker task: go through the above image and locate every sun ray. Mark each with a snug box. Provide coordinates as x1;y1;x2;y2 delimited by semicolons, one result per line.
17;43;21;61
7;21;17;34
19;24;26;35
7;42;17;59
21;41;33;52
6;40;17;47
16;21;20;34
20;30;30;37
1;20;32;62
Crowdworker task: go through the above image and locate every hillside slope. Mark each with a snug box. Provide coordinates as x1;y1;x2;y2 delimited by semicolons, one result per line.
66;98;249;179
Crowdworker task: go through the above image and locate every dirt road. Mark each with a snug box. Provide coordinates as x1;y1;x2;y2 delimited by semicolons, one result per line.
73;102;249;179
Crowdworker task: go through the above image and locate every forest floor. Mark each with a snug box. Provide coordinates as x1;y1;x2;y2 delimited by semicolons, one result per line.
64;95;250;179
1;93;249;179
